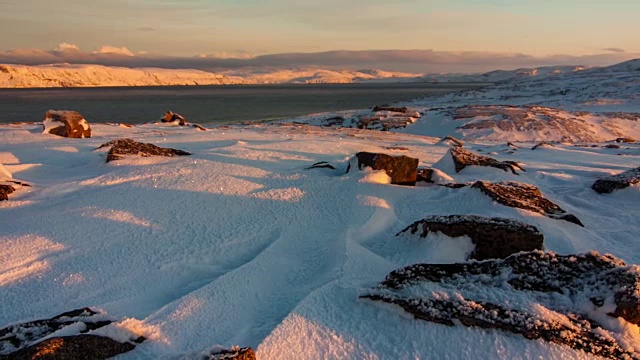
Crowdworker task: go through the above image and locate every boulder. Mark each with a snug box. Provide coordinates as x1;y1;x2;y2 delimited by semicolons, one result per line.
604;144;621;149
397;215;544;260
362;251;640;359
97;139;191;163
42;110;91;138
416;168;434;183
347;152;418;186
616;137;636;143
449;147;524;174
0;184;15;201
592;166;640;194
472;181;583;226
531;141;554;150
161;111;187;126
5;335;136;360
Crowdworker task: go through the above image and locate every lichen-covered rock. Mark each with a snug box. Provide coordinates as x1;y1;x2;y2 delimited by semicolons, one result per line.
162;111;187;126
208;347;256;360
348;152;418;186
97;139;191;163
42;110;91;138
362;251;640;359
0;308;112;355
4;335;136;360
397;215;544;260
472;181;583;226
450;147;524;174
592;166;640;194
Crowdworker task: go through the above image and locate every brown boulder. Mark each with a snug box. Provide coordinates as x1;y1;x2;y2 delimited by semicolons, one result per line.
4;335;136;360
472;181;583;226
209;347;256;360
592;166;640;194
397;215;544;260
42;110;91;138
416;168;434;183
616;137;636;143
348;152;418;186
161;111;187;126
97;139;191;163
450;147;524;174
0;184;15;201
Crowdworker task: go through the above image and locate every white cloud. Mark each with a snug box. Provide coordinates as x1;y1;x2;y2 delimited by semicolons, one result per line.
92;45;135;56
55;43;81;52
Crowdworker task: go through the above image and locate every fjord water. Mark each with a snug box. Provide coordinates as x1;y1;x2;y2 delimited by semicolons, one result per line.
0;82;482;125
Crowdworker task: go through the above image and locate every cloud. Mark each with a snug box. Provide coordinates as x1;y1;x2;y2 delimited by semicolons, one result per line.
92;46;135;56
0;46;638;74
602;47;625;53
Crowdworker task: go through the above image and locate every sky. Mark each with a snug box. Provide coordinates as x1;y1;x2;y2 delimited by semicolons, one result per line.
1;0;639;73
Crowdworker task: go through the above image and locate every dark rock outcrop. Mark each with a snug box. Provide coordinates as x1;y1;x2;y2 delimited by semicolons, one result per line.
472;181;583;226
0;308;112;355
97;139;191;163
348;152;418;186
162;111;187;126
604;144;621;149
592;166;640;194
397;215;544;260
362;251;640;359
450;147;524;174
209;347;257;360
3;335;136;360
616;137;636;143
416;168;434;183
438;136;464;147
531;141;554;150
372;105;408;113
0;184;15;201
42;110;91;138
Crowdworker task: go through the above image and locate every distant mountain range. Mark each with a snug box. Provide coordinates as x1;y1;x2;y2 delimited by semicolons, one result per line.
0;59;638;88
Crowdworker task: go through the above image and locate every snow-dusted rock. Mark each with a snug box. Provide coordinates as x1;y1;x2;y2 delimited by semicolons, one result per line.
437;136;464;147
472;181;583;226
616;137;636;143
208;347;256;360
592;166;640;194
42;110;92;138
449;147;525;174
362;251;640;359
97;139;191;163
397;215;544;260
162;111;187;126
348;152;418;186
6;335;137;359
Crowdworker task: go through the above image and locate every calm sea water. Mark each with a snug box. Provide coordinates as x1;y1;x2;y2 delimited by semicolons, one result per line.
0;83;483;125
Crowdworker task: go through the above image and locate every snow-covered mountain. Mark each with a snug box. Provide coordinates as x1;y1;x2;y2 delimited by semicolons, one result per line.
0;63;425;88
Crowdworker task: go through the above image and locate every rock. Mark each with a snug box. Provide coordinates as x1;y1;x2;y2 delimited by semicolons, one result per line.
416;168;434;183
347;152;418;186
449;147;525;174
208;347;256;360
372;105;408;113
506;142;519;149
604;144;621;149
3;335;136;360
531;141;554;150
438;183;469;189
42;110;91;138
472;181;583;226
97;139;191;163
162;111;187;126
323;116;346;127
0;184;15;201
192;124;207;131
362;251;640;359
438;136;464;147
306;161;336;170
0;308;112;355
397;215;544;260
616;137;636;143
384;145;409;151
592;166;640;194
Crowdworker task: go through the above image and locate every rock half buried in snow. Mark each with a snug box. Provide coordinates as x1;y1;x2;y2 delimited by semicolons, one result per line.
0;184;14;201
472;181;584;226
161;110;187;126
0;308;113;355
208;347;257;360
362;251;640;359
396;215;544;260
97;138;191;163
449;147;524;174
5;335;137;360
592;166;640;194
42;110;91;138
348;152;418;186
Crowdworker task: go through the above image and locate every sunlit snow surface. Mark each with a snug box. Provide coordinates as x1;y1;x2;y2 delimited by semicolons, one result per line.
1;119;639;359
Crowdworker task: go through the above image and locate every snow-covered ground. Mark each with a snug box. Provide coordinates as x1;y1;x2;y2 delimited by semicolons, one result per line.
1;59;639;359
0;64;425;88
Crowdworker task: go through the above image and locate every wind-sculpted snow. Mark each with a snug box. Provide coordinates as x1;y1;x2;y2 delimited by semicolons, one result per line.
363;251;640;359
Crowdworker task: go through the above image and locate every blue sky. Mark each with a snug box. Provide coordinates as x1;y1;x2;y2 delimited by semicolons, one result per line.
1;0;638;72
